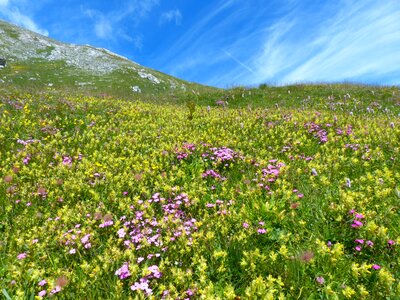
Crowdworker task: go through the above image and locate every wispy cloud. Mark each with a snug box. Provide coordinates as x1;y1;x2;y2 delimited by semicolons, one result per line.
84;0;159;42
159;9;182;25
219;0;400;86
155;0;400;87
0;0;49;36
94;16;112;39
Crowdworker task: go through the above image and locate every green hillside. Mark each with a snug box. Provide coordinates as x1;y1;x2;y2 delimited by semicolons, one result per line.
0;20;216;97
1;19;400;300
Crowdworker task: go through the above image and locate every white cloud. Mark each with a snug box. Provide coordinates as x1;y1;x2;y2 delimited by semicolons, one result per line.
160;9;182;25
94;17;112;39
0;2;49;36
238;0;400;86
84;0;159;42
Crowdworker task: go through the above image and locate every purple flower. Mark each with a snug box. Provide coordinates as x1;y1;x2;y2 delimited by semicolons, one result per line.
38;290;47;297
366;240;374;247
38;279;47;286
372;264;381;270
354;239;364;244
115;262;131;279
131;278;152;295
242;222;249;229
81;234;91;244
117;228;126;238
355;213;364;219
148;265;162;278
351;220;363;228
50;286;61;295
17;253;27;260
99;220;114;228
388;240;395;246
355;246;362;252
257;228;267;234
316;276;325;285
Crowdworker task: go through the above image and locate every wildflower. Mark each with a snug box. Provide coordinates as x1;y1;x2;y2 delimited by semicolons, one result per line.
242;222;249;229
388;240;395;246
69;248;76;254
17;253;27;260
257;228;267;234
316;276;325;285
366;240;374;247
38;290;46;297
355;246;362;252
117;228;126;238
372;264;381;270
38;279;47;286
81;234;91;244
351;220;363;228
50;285;61;295
99;220;114;228
131;278;152;295
355;213;364;219
148;265;162;278
84;243;91;249
115;262;131;279
354;239;364;244
299;250;314;263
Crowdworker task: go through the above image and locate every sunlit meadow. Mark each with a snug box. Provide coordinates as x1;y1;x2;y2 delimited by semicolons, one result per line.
1;85;400;299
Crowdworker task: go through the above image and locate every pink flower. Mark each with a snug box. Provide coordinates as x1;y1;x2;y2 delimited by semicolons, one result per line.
351;220;363;228
117;228;126;238
316;276;325;284
80;234;91;244
366;240;374;247
69;248;76;254
242;222;249;229
355;246;362;252
354;239;364;244
355;213;364;219
388;240;395;246
50;285;61;295
38;290;46;297
38;279;47;286
148;265;162;278
372;264;381;270
257;228;267;234
115;262;131;279
17;253;27;260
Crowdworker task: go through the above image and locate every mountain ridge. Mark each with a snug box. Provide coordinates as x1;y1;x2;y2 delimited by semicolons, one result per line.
0;19;215;97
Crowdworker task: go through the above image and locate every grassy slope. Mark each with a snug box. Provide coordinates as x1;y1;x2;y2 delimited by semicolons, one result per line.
1;83;400;299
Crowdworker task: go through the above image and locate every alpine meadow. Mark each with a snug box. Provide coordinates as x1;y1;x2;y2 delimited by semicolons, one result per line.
1;15;400;300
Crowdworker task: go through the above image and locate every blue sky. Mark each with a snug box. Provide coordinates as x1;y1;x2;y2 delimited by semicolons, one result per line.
1;0;399;88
